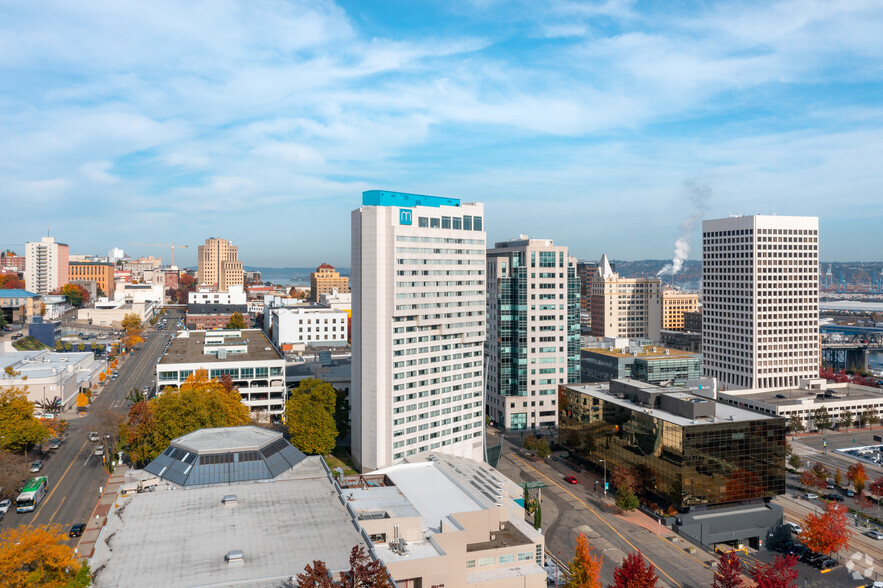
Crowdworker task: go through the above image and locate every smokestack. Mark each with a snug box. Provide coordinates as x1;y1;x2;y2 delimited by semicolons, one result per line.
657;182;711;278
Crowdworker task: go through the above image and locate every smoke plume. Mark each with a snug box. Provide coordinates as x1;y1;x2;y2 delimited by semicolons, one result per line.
657;182;711;278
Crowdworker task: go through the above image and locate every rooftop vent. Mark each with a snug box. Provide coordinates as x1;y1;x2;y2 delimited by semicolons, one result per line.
222;494;237;505
224;550;244;565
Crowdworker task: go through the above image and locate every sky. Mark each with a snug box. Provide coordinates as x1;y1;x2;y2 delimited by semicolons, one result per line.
1;0;882;268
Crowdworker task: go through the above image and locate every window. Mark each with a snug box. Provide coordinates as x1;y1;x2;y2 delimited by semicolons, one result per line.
463;215;473;230
466;560;476;569
473;216;482;231
442;216;451;229
517;552;533;561
255;367;268;378
418;217;429;227
498;554;514;564
479;557;494;567
430;217;440;228
453;217;462;230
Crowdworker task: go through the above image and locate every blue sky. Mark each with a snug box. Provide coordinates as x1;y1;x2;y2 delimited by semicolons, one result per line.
1;0;882;267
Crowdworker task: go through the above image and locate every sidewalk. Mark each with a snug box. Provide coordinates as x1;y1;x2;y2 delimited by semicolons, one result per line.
75;469;127;560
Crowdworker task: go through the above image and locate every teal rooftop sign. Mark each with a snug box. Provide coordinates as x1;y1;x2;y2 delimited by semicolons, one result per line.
362;190;460;208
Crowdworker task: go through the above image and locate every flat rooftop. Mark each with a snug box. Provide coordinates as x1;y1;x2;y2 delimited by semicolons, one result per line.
158;330;283;365
565;383;778;426
581;345;698;360
723;383;883;407
90;457;368;588
174;426;284;453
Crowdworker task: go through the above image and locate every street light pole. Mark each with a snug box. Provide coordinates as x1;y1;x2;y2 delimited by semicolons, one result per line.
600;459;607;497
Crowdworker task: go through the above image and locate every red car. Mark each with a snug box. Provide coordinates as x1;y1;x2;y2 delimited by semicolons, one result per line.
564;475;579;484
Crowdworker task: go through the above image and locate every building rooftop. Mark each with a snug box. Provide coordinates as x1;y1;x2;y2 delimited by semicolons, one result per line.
90;457;368;588
582;345;698;360
0;289;39;299
362;189;460;208
565;382;778;426
158;330;284;365
187;303;247;314
722;382;883;407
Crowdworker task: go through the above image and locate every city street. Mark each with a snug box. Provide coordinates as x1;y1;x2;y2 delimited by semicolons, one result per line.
0;317;175;545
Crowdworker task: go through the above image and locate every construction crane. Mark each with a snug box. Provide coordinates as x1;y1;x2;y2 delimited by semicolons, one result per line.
128;242;189;267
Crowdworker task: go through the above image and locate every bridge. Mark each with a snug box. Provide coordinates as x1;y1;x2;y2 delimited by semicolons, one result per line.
821;332;883;371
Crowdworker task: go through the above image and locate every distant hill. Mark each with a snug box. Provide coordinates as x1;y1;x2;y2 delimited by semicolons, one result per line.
244;266;350;285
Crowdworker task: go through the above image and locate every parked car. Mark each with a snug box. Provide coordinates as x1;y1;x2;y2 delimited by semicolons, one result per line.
68;523;86;538
785;521;802;533
864;530;883;540
0;499;11;514
564;475;578;485
802;552;824;564
48;438;61;449
815;558;837;570
803;493;819;500
824;493;844;502
94;445;105;457
847;489;856;497
89;431;100;441
29;460;43;473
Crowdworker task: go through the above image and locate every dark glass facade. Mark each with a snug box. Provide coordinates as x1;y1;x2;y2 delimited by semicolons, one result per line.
564;390;785;510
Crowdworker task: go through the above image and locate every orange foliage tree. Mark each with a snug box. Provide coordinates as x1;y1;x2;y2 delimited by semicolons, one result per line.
712;551;744;588
847;462;868;494
0;274;25;289
566;533;603;588
800;502;851;555
0;524;91;586
611;551;658;588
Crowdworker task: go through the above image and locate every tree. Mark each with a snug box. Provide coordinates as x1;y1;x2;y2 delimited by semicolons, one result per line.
0;311;6;330
612;466;638;494
536;438;551;458
611;550;658;588
334;387;351;440
566;533;602;588
285;378;338;455
616;488;639;512
811;462;830;482
0;450;23;500
123;370;250;463
750;554;798;588
812;407;832;431
76;392;90;409
861;408;880;428
0;368;52;452
0;274;25;289
848;462;868;494
50;283;90;308
0;524;91;587
121;312;144;350
523;434;538;453
296;560;334;588
834;467;842;488
225;312;247;329
800;502;851;555
338;544;393;587
839;410;853;429
713;551;744;588
787;414;804;433
788;454;802;470
534;501;542;529
870;476;883;500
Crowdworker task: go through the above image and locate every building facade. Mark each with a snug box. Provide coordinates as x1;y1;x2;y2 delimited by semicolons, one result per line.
185;303;249;330
269;306;349;350
590;254;661;340
188;285;247;306
0;250;25;273
661;289;699;331
576;260;599;332
702;215;819;390
485;238;579;432
683;310;702;333
156;330;286;415
0;289;41;324
352;190;486;471
197;238;244;290
580;344;701;384
310;263;350;302
25;237;69;295
69;261;115;298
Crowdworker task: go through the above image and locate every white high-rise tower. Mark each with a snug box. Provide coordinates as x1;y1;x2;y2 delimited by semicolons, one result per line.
702;215;819;390
351;190;486;471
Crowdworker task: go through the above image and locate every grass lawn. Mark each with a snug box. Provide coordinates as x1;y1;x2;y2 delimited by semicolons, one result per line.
324;446;358;475
12;336;49;351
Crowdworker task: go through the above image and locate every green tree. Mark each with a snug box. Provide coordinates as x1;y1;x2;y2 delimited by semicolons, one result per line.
534;501;542;529
536;438;551;458
523;434;538;453
812;407;832;431
839;410;853;429
334;387;351;439
0;311;6;329
788;414;804;432
285;378;338;455
788;454;803;470
54;340;63;351
616;488;639;512
225;312;247;329
862;409;880;428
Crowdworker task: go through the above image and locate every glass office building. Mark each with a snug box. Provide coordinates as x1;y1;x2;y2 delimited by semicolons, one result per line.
562;380;785;510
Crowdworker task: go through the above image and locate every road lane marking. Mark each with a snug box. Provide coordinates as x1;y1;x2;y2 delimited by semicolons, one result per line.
48;495;66;524
30;437;89;526
514;455;683;588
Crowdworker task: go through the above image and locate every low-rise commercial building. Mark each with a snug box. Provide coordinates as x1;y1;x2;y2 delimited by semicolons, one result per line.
77;299;156;327
69;261;115;298
186;303;250;330
269;306;349;350
0;349;103;408
561;379;785;550
581;342;701;384
114;283;165;304
90;426;546;588
0;289;41;324
156;329;286;416
188;285;247;306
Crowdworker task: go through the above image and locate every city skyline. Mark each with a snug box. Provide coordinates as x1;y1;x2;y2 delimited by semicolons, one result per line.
2;1;882;266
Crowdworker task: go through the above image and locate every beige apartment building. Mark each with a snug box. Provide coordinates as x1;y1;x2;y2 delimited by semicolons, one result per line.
25;236;69;295
661;289;700;331
310;263;350;302
590;254;662;341
197;238;244;290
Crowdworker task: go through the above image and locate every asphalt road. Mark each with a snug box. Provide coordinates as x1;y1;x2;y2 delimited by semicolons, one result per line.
0;315;177;542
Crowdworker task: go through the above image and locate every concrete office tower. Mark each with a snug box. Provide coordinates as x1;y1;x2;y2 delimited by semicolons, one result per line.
352;190;486;471
485;238;580;432
25;237;69;295
702;215;819;390
590;254;662;340
197;238;244;291
576;260;599;332
310;263;350;302
661;289;700;331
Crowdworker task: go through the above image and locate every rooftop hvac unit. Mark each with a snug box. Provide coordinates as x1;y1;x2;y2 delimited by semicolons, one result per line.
224;550;244;564
221;494;237;505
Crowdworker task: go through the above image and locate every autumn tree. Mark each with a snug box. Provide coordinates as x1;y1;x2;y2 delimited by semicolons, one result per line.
0;524;91;587
713;551;744;588
121;312;144;350
338;544;393;587
0;368;51;452
870;476;883;500
123;370;250;463
611;466;638;494
523;434;538;453
0;274;25;290
811;462;830;482
76;392;90;409
834;467;842;488
750;554;798;588
566;533;602;588
285;378;338;455
51;283;90;307
800;502;851;555
296;559;334;588
847;462;868;494
225;311;247;329
611;550;658;588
